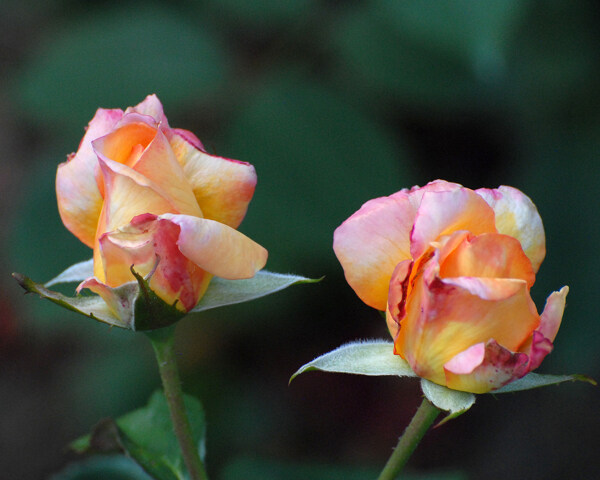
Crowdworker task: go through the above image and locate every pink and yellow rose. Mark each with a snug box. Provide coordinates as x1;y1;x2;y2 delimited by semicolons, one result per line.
56;95;267;314
333;180;567;393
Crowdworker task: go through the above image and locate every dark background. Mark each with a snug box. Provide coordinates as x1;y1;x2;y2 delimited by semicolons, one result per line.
1;1;599;479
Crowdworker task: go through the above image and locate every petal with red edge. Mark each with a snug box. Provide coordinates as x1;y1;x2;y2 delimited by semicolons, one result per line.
161;213;268;280
444;340;529;393
518;330;553;373
410;188;497;259
386;259;413;340
537;286;568;342
56;108;123;247
334;192;416;311
100;214;212;311
476;186;546;272
169;132;256;228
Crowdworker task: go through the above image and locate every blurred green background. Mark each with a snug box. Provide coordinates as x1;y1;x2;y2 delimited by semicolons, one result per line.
1;0;598;478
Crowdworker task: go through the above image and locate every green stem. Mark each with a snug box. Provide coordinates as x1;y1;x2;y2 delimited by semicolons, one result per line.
146;326;209;480
377;397;440;480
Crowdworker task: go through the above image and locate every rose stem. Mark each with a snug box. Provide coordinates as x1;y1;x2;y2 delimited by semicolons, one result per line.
146;326;209;480
377;397;440;480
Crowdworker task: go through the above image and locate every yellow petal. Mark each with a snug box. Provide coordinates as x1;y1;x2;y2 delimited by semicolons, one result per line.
439;232;535;287
394;253;539;385
93;158;178;281
476;186;546;272
169;132;256;228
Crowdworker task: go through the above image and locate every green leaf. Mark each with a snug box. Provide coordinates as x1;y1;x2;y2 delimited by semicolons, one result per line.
290;340;417;383
420;379;476;423
191;270;320;313
50;455;152;480
72;391;206;480
492;372;596;394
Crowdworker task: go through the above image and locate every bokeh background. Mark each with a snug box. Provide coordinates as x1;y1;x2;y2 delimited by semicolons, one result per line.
1;0;599;479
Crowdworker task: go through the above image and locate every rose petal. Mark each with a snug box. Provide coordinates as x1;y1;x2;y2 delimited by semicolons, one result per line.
410;188;497;259
94;158;178;281
100;214;212;311
476;186;546;272
169;132;257;228
518;330;553;373
386;259;413;340
125;94;169;127
404;180;463;209
537;286;568;342
77;276;136;325
56;108;123;247
443;340;529;393
394;255;539;385
439;232;535;287
94;128;202;217
333;192;416;310
161;213;268;280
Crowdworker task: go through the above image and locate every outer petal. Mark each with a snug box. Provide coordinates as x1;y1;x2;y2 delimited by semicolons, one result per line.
99;214;212;311
517;286;568;372
333;192;416;310
394;254;539;386
169;132;256;228
476;186;546;272
94;127;202;217
443;340;529;393
161;213;268;280
77;277;136;325
537;286;568;342
56;108;123;247
410;188;497;259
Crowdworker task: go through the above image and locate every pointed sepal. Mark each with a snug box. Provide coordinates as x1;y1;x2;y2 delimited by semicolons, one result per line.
420;379;476;425
492;372;596;393
290;340;417;383
192;270;321;313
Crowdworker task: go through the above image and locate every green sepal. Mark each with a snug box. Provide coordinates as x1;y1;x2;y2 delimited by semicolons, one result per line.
71;390;206;480
492;372;596;393
420;379;476;425
290;340;416;383
15;259;318;330
192;270;321;313
12;272;133;329
130;267;185;331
